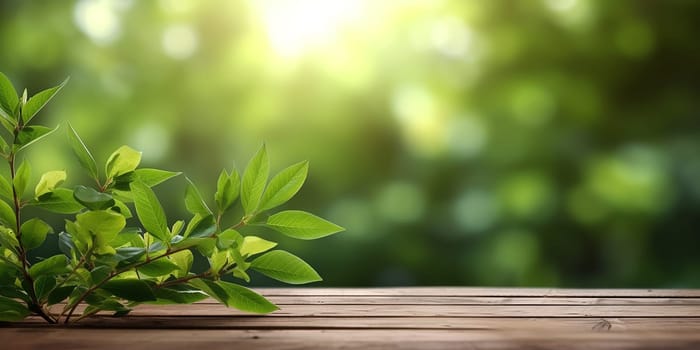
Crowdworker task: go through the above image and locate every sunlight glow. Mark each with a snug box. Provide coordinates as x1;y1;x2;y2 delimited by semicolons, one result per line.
253;0;366;58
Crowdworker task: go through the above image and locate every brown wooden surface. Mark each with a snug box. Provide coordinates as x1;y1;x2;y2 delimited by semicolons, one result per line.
3;287;700;349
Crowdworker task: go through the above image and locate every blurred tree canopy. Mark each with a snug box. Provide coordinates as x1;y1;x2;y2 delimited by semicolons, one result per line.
1;0;699;287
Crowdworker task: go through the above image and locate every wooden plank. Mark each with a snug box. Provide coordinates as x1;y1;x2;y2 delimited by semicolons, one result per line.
255;287;700;298
12;316;700;332
2;328;700;350
120;303;700;317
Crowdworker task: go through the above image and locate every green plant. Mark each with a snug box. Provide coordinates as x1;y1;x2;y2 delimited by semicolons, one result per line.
0;73;344;324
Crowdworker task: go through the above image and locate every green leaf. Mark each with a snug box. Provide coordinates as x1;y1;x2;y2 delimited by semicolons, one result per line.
241;144;269;215
251;250;322;284
20;218;53;250
184;177;212;216
0;199;16;230
0;176;12;201
73;185;115;210
29;254;70;279
14;125;58;153
216;229;242;250
190;279;278;313
239;236;277;257
106;145;142;180
13;160;31;197
47;285;75;305
35;170;66;198
169;249;193;278
184;214;216;238
0;72;18;119
215;168;240;212
139;259;180;277
0;226;20;254
265;210;344;240
34;275;56;301
111;199;133;219
259;160;308;212
32;188;83;214
131;181;169;242
152;285;208;304
21;77;68;124
102;279;157;302
76;210;126;253
67;123;98;180
0;295;31;322
134;168;181;187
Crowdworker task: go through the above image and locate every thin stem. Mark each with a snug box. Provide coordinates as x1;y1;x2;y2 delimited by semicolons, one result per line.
156;271;212;289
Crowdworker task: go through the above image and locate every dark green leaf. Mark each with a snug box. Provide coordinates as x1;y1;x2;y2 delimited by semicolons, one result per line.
47;285;75;305
259;160;308;211
20;218;53;250
102;279;157;302
32;188;84;214
139;259;180;277
0;295;31;322
251;250;321;284
67;123;98;180
21;77;68;123
265;210;344;240
114;246;146;265
33;275;56;301
152;285;208;304
241;144;269;215
130;181;169;242
184;214;216;238
73;185;115;210
134;168;181;187
14;125;58;153
29;254;70;279
184;177;212;216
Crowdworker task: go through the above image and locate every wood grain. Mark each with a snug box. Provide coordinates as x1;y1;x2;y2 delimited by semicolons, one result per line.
3;287;700;349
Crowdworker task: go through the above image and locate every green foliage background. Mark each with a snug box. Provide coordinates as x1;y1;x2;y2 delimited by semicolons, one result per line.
1;0;699;287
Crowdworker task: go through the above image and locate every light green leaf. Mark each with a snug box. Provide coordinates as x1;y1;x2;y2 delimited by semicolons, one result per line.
0;176;12;201
0;226;20;254
190;278;278;313
0;199;15;230
73;185;115;210
169;249;193;278
20;218;53;250
216;229;241;249
21;77;68;124
31;188;83;214
239;236;277;257
259;160;308;212
111;199;133;218
29;254;70;279
134;168;181;187
251;250;321;284
139;259;180;277
215;168;240;212
241;144;269;215
0;295;31;322
35;170;66;198
183;214;216;238
184;177;212;216
14;125;58;153
0;72;18;119
106;145;142;179
102;279;157;302
131;181;169;242
13;160;31;197
76;210;126;252
67;123;98;180
266;210;344;240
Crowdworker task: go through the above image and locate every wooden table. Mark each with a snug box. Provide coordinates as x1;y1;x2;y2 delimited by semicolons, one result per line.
2;288;700;349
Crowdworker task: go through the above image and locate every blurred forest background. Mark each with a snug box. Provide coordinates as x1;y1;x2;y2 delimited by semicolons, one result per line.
1;0;699;287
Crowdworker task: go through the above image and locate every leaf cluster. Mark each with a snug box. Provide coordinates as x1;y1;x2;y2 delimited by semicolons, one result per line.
0;73;344;323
